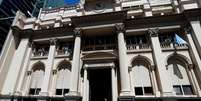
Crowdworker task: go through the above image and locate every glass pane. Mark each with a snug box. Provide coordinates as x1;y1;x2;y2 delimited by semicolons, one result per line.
35;88;41;95
29;89;35;95
183;85;193;95
63;89;70;95
173;85;182;95
144;87;153;95
135;87;143;95
56;89;63;95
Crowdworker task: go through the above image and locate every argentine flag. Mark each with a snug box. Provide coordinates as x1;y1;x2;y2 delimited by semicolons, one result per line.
175;34;187;44
64;0;79;5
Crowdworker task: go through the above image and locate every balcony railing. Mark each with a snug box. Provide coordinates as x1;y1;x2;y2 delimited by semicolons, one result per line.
127;44;151;50
160;43;188;50
82;44;117;51
56;49;72;56
33;51;49;57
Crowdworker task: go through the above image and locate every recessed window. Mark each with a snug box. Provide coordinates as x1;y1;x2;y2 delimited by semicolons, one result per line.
135;87;143;95
29;88;41;95
144;87;153;95
56;89;69;95
135;87;153;95
183;85;193;95
173;85;193;95
173;85;182;95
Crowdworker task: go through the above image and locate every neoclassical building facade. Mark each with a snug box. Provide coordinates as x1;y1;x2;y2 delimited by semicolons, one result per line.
0;0;201;101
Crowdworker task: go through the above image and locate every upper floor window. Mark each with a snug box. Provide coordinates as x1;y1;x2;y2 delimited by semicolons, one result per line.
167;54;194;95
32;43;49;57
29;62;45;95
56;41;74;56
130;56;154;96
82;36;117;51
55;61;72;95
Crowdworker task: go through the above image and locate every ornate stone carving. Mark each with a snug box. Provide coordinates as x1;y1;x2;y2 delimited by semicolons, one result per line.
27;71;32;76
183;26;192;34
148;28;159;37
52;69;57;75
49;38;57;45
74;28;82;37
115;23;125;33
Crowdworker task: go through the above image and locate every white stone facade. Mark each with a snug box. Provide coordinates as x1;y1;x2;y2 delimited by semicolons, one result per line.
0;0;201;101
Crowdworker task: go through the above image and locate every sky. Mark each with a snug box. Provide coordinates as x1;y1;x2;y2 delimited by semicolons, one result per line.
64;0;79;5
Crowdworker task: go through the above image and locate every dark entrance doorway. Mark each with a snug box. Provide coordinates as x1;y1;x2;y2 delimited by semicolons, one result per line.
88;69;112;101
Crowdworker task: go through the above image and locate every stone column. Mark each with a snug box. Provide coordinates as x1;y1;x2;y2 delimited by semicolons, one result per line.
68;28;81;96
83;68;89;101
40;39;57;96
149;28;173;96
23;71;32;95
1;38;29;95
150;65;160;97
188;64;201;96
143;0;152;17
185;28;201;95
15;42;32;95
111;66;118;101
190;20;201;56
50;69;57;96
115;23;132;96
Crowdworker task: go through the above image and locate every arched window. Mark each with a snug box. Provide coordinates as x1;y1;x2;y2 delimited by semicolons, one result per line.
29;62;45;95
130;57;154;96
55;61;71;95
167;54;194;95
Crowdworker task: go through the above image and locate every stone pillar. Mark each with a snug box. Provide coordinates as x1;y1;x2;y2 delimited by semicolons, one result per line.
68;28;81;96
115;23;132;96
1;38;29;95
185;28;201;95
111;66;118;101
50;69;57;96
15;42;32;95
150;65;160;97
188;65;201;96
172;0;180;13
143;0;152;17
40;39;57;96
23;71;32;95
190;20;201;56
83;68;89;101
149;28;173;96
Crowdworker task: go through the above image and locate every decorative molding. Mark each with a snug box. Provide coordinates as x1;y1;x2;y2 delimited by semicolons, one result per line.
115;23;125;33
183;26;192;34
148;28;159;37
49;38;58;45
27;71;32;76
74;28;82;37
52;69;57;75
188;64;194;69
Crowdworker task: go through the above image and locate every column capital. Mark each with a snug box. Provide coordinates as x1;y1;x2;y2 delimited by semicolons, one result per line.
183;26;192;34
115;23;125;33
52;69;57;75
148;28;159;37
27;71;32;76
49;38;58;45
188;64;194;70
74;28;82;37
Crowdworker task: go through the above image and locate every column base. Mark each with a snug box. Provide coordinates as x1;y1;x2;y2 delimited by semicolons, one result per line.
161;92;174;97
39;92;49;96
197;90;201;97
118;96;135;101
14;91;22;96
120;91;134;96
64;96;82;101
66;91;80;96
